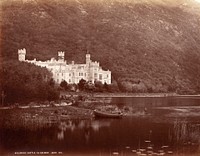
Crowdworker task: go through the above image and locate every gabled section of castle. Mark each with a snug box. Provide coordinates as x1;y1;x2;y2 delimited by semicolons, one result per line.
17;49;111;84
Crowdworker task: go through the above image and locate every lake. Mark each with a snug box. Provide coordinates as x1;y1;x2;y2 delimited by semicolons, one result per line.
1;96;200;156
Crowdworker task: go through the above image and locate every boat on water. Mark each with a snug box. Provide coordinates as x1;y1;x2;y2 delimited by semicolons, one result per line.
60;114;69;120
93;109;123;118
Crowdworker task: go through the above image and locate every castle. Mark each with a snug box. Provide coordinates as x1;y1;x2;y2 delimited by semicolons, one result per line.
18;48;111;84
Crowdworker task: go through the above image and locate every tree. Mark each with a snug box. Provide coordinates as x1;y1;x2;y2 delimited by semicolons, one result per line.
78;79;86;91
68;83;77;92
118;81;132;92
94;80;104;92
47;86;59;101
1;60;59;104
132;82;147;93
49;78;55;87
85;81;95;92
107;81;120;92
103;82;109;92
60;80;68;90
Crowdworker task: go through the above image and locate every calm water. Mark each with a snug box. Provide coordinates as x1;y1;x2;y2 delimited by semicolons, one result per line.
1;96;200;156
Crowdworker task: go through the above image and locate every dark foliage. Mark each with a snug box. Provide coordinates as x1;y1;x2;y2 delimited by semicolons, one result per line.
94;81;104;92
78;79;86;91
77;79;116;93
0;61;59;105
60;80;68;91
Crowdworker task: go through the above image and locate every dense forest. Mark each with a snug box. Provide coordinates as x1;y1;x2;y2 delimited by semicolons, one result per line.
1;0;200;103
1;61;59;104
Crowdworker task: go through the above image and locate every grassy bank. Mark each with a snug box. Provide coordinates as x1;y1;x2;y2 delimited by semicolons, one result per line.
0;105;93;129
0;98;148;129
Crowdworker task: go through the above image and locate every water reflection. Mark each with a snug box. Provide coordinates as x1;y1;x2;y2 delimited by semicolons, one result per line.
57;119;111;141
171;120;200;145
57;130;64;140
53;118;200;155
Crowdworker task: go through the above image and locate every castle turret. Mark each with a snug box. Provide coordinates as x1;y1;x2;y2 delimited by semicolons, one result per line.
86;53;91;64
18;48;26;61
58;51;65;62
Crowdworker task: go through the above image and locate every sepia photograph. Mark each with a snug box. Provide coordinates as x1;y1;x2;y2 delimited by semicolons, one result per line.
1;0;200;155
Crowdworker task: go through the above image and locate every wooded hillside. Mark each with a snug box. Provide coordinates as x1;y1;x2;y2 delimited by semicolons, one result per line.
1;0;200;94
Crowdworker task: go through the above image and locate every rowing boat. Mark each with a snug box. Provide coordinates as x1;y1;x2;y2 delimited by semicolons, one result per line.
93;109;123;118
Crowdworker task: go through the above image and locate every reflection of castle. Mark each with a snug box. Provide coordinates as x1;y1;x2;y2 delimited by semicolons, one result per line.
18;48;111;84
57;120;111;141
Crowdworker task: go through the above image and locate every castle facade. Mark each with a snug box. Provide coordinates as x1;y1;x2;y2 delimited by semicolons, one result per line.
18;48;111;84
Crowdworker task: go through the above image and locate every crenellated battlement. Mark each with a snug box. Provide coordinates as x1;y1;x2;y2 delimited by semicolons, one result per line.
18;48;26;55
58;51;65;57
18;48;26;61
58;51;65;62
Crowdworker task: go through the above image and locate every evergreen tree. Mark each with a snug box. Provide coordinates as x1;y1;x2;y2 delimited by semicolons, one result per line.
78;79;86;91
60;80;68;90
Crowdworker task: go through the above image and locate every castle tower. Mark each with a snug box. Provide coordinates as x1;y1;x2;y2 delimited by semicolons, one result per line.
86;52;92;82
86;53;91;64
18;48;26;61
58;51;65;62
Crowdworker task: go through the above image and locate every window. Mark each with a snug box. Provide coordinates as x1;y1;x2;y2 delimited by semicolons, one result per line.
99;74;102;80
94;73;97;78
69;79;71;83
69;73;71;77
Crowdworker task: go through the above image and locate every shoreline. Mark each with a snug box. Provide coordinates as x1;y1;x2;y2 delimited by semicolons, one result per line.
93;93;175;98
1;97;200;127
69;92;200;98
1;93;200;110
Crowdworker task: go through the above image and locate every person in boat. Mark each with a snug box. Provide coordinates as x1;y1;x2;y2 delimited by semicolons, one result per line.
144;107;148;114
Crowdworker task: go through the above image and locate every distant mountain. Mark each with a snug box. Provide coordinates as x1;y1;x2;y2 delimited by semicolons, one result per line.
1;0;200;93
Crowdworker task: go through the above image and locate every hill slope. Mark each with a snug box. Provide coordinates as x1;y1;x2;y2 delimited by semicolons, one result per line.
1;0;200;93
